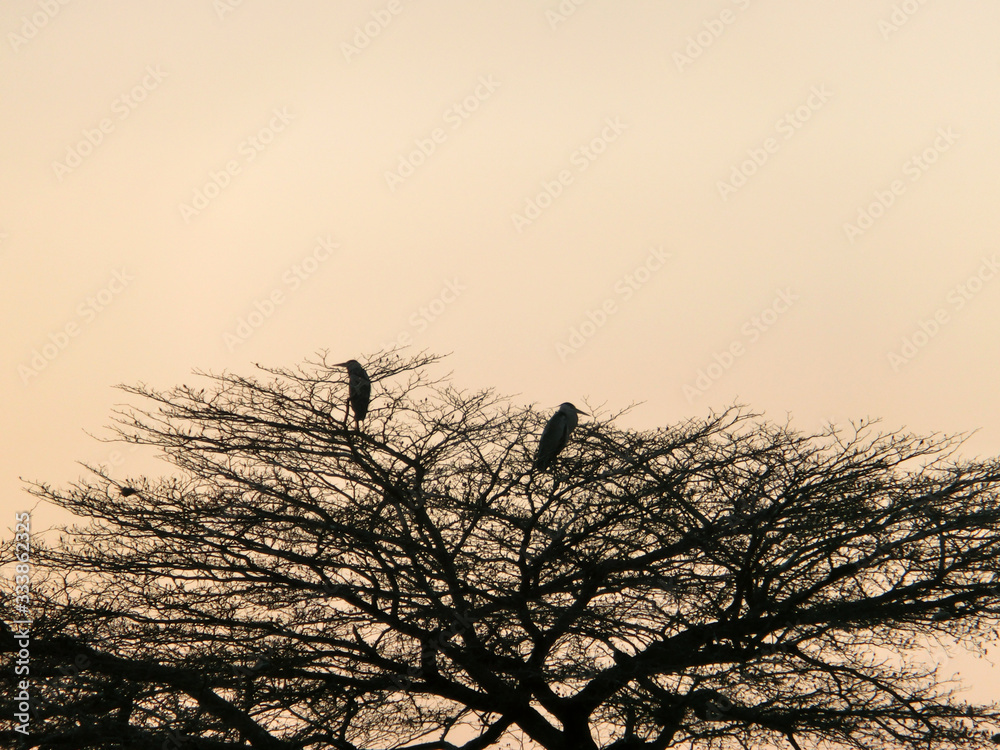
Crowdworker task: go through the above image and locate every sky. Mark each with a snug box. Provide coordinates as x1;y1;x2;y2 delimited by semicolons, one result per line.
3;0;1000;725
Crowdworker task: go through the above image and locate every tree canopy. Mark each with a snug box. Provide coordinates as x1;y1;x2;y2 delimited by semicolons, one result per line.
6;351;1000;750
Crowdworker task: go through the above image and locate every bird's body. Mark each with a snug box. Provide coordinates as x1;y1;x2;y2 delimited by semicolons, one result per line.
534;402;587;470
335;359;371;429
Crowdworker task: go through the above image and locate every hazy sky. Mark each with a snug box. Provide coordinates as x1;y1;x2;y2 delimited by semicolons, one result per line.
3;0;1000;716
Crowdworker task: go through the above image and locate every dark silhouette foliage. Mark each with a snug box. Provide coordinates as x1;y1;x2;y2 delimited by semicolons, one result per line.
5;351;1000;750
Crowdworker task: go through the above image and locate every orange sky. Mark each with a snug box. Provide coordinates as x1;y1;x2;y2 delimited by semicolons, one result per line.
3;0;1000;723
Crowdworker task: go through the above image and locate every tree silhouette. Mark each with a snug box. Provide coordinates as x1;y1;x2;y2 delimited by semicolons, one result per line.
5;351;1000;750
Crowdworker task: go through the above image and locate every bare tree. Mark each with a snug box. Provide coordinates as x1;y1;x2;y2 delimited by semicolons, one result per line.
5;351;1000;750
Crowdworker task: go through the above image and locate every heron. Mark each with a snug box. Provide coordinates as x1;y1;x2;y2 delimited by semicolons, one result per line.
335;359;371;429
534;402;588;471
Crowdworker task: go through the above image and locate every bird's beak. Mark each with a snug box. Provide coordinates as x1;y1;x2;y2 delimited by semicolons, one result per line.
333;361;349;367
576;408;589;416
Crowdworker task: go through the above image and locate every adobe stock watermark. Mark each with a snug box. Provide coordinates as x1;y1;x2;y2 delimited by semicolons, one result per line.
214;0;247;21
673;0;751;72
879;0;932;40
379;278;466;351
887;254;998;371
96;442;142;478
7;0;72;52
510;117;627;233
342;0;408;62
52;66;168;182
18;268;135;385
555;246;671;362
843;127;958;244
385;75;501;192
179;108;294;223
11;511;32;738
388;610;475;689
223;236;337;351
683;288;798;402
546;0;587;30
717;85;833;201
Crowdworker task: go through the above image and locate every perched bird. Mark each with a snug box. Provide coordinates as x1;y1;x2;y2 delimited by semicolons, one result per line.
120;487;138;497
534;402;588;471
335;359;371;429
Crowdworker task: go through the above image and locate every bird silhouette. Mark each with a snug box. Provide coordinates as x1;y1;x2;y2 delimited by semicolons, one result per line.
335;359;371;430
534;402;588;471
